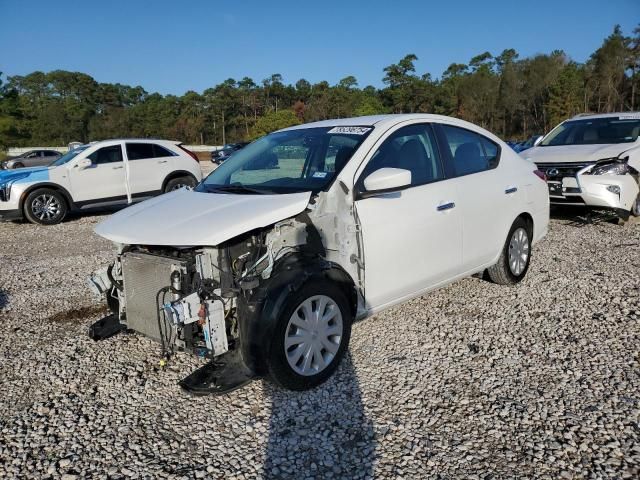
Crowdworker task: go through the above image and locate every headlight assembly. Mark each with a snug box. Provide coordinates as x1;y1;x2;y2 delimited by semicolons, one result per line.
588;159;631;176
0;172;30;201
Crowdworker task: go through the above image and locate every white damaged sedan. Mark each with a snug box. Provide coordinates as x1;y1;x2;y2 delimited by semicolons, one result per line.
89;114;549;394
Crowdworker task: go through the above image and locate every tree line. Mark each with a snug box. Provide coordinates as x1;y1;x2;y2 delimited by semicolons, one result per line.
0;24;638;149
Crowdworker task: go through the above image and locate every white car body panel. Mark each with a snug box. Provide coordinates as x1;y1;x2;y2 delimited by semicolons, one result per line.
94;188;312;246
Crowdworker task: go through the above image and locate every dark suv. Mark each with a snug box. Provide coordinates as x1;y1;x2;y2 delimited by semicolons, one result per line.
211;143;249;165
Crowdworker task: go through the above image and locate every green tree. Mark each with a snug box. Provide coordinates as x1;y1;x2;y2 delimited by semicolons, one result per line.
248;110;300;140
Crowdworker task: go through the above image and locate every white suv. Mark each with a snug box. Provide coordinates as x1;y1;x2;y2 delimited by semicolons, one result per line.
0;139;203;225
89;114;549;394
523;113;640;222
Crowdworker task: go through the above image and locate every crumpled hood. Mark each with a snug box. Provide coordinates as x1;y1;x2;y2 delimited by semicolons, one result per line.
522;143;635;164
94;188;312;246
0;166;51;182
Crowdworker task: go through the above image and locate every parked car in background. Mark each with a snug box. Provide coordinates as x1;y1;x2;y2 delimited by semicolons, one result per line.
1;149;62;169
512;135;543;153
0;139;202;225
211;142;249;165
89;114;549;394
522;112;640;222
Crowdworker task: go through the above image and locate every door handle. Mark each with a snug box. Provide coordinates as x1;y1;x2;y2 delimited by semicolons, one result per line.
158;160;168;164
505;186;518;194
437;202;456;211
112;166;123;170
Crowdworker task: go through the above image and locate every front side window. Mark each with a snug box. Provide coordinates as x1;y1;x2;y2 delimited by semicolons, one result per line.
540;117;640;146
88;145;123;165
439;125;500;177
25;151;39;159
360;123;443;187
198;127;371;194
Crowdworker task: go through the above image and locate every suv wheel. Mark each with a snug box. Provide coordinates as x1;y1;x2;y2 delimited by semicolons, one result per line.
164;176;197;192
487;217;532;285
267;280;352;391
23;188;68;225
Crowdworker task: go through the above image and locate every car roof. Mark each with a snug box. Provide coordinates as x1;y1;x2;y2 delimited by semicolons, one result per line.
569;112;640;121
279;113;503;142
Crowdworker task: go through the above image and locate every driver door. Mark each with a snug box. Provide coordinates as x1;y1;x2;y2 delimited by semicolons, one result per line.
68;144;128;204
354;123;462;311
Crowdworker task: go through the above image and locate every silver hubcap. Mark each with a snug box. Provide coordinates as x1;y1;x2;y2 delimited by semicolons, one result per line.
171;183;193;191
285;295;343;376
31;194;61;221
508;227;530;276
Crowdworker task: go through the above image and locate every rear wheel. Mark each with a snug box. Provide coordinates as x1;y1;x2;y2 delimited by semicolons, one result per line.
267;280;352;391
487;217;532;285
164;175;197;193
23;188;68;225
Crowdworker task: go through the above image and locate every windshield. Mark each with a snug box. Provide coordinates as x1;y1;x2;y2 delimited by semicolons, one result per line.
49;146;88;166
197;126;372;194
540;116;640;146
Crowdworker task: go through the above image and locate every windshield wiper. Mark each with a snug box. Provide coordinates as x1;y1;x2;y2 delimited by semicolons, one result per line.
206;184;274;195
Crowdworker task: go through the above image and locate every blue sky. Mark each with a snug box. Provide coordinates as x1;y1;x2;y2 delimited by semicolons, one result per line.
0;0;638;94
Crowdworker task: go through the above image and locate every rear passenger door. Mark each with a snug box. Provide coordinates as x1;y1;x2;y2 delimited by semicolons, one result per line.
124;143;175;198
435;124;513;269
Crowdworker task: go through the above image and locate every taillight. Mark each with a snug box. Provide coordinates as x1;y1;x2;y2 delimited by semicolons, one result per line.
533;169;547;182
177;144;199;163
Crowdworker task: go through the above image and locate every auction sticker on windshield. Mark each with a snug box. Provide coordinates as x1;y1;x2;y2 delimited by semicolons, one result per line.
327;126;372;135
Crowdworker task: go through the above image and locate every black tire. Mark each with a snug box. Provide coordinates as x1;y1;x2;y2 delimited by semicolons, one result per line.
12;162;24;169
267;280;353;391
164;175;197;193
631;193;640;218
23;188;68;225
486;217;532;285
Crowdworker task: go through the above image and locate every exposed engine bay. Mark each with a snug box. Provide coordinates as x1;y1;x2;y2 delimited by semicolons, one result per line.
88;191;364;395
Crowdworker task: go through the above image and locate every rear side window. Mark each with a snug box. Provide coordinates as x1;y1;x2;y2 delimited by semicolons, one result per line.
88;145;123;164
438;125;500;177
126;143;176;160
153;144;175;158
126;143;155;160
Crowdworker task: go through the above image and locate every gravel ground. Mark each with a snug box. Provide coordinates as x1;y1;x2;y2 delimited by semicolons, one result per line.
0;209;639;479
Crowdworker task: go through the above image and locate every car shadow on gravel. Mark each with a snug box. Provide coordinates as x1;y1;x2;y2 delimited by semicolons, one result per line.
550;205;621;226
262;353;375;479
0;289;7;310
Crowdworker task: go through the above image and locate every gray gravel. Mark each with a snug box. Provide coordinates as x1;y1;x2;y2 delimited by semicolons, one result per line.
0;211;639;479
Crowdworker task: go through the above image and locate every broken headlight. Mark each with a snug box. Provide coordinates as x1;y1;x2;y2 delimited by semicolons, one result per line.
588;159;630;176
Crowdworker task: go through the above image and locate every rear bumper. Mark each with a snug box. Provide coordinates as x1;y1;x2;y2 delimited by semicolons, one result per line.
0;208;23;221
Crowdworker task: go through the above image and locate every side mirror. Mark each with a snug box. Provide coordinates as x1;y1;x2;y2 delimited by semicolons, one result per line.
77;158;93;170
533;135;544;147
362;167;412;194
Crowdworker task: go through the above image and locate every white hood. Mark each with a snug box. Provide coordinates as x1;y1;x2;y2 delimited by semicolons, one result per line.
522;143;635;164
94;189;312;246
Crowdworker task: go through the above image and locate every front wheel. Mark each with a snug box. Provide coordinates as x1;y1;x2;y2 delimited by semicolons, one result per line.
267;281;352;391
23;188;68;225
486;217;532;285
164;175;197;193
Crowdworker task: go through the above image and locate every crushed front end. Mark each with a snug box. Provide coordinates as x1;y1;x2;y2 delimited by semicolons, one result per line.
88;230;273;395
536;157;640;219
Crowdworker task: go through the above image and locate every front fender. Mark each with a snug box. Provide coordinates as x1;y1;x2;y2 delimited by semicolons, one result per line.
236;253;357;376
